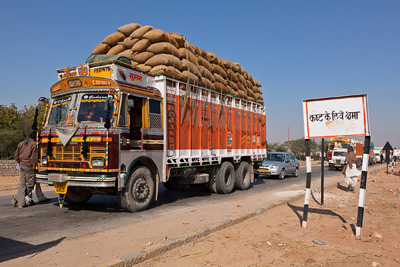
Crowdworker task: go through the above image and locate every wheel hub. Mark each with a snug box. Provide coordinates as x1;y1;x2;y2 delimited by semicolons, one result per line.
133;178;149;202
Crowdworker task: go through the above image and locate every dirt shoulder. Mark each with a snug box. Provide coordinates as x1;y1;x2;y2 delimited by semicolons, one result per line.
1;164;391;267
140;165;400;267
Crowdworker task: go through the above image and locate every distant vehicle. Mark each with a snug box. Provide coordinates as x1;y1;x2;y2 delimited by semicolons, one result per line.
328;149;347;170
256;152;299;179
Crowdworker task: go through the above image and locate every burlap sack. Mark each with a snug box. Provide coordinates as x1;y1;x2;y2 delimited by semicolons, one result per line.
207;52;220;65
253;85;261;94
102;32;126;46
165;33;179;48
92;43;111;54
149;65;184;80
181;70;199;84
117;49;134;59
117;23;142;36
220;58;232;70
184;41;197;55
131;60;139;67
178;48;198;64
120;37;139;49
137;64;152;73
231;62;241;73
107;44;126;55
197;56;212;71
132;39;151;53
246;80;253;90
198;65;213;81
237;90;247;99
146;42;180;58
237;74;246;85
145;54;182;70
197;47;208;59
130;25;154;39
247;89;256;98
143;29;168;43
228;80;238;91
226;69;239;83
243;71;250;80
200;76;213;89
254;79;261;88
248;96;255;102
212;63;227;78
213;73;227;85
237;82;246;93
169;32;185;47
181;59;201;77
132;52;155;64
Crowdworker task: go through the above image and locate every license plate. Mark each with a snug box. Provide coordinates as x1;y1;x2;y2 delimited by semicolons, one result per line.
259;169;269;173
334;164;342;167
48;173;68;182
54;182;69;194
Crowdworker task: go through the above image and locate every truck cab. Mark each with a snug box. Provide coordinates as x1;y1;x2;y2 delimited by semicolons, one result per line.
328;149;347;170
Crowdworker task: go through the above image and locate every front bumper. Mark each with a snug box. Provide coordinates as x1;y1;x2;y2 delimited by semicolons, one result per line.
36;172;117;188
255;168;279;175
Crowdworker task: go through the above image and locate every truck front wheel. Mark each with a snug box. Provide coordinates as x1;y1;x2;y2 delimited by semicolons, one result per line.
123;167;154;212
64;188;92;204
216;162;235;194
235;161;251;190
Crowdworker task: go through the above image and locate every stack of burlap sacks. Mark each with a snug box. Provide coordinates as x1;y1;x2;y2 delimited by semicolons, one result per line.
92;23;263;104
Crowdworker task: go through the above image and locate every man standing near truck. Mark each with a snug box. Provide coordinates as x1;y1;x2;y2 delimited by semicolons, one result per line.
342;146;361;192
12;131;38;208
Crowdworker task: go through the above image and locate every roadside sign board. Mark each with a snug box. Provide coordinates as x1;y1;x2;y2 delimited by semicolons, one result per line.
303;94;370;139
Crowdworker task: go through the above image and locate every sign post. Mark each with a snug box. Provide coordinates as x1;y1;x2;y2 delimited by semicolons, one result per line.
302;94;370;237
321;138;325;205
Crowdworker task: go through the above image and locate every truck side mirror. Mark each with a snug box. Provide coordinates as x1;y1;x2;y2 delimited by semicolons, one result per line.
104;97;113;129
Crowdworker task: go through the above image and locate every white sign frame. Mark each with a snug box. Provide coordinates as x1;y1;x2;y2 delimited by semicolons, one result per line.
303;94;370;139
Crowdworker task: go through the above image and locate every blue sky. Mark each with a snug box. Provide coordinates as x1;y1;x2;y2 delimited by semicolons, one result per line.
0;0;399;148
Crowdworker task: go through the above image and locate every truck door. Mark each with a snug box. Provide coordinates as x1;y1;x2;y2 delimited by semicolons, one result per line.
128;96;143;149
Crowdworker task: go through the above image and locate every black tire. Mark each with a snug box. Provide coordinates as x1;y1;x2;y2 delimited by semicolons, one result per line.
163;179;187;191
293;168;299;177
207;165;219;193
216;162;235;194
64;188;92;204
235;161;251;190
278;169;285;180
123;166;154;212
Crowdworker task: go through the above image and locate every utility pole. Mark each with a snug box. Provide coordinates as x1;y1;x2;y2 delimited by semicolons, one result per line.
288;125;291;152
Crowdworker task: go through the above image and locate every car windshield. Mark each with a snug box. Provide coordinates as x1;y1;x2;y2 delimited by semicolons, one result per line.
266;154;285;162
77;93;114;123
334;151;347;157
48;96;72;125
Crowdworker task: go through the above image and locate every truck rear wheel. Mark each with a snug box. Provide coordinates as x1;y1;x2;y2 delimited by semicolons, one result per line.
207;165;219;193
235;161;251;190
216;162;235;194
64;188;92;204
123;166;154;212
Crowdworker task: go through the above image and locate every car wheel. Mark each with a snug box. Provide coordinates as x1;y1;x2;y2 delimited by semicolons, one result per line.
278;169;285;179
293;168;299;177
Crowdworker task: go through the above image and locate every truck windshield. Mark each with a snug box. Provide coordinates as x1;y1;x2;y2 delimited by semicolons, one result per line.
266;154;285;162
334;151;347;157
77;93;114;123
341;143;351;149
48;96;72;125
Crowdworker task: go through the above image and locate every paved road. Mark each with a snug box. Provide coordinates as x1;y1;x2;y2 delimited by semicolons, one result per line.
0;165;339;262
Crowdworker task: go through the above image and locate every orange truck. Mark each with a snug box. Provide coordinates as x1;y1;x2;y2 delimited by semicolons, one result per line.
35;55;267;212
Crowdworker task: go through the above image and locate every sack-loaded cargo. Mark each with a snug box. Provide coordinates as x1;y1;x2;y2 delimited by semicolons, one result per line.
91;23;263;103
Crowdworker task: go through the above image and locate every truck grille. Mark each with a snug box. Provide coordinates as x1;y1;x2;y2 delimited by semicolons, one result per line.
336;159;342;164
46;146;106;161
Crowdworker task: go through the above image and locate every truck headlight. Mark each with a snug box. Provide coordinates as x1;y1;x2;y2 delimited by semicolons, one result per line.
91;157;105;167
42;156;48;165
